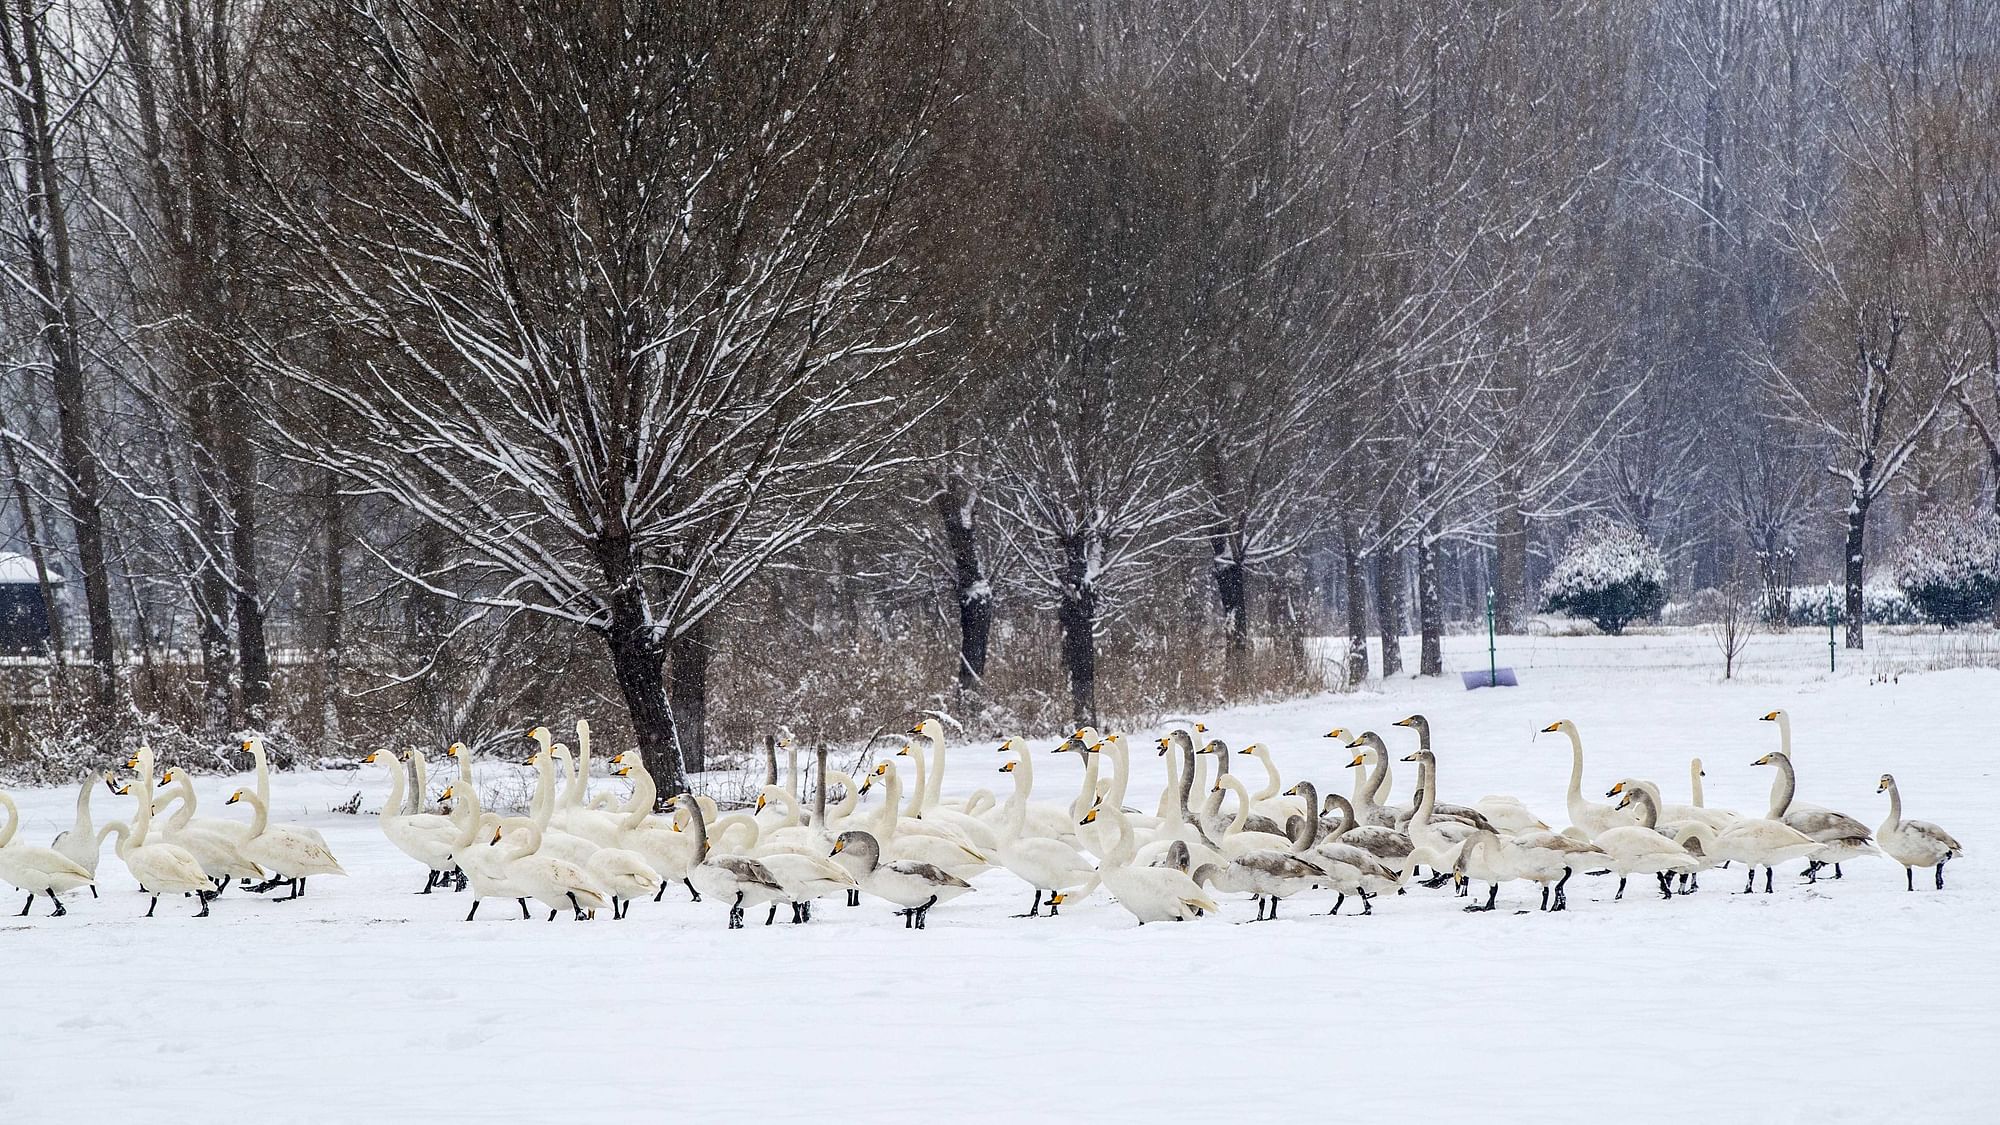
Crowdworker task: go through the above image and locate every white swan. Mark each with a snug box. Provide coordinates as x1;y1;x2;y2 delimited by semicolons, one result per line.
49;771;104;895
1393;714;1542;833
1540;719;1635;838
991;754;1097;916
490;817;609;921
155;768;265;892
1590;789;1698;901
1209;774;1297;856
1876;774;1964;892
1078;802;1217;925
103;755;214;917
224;789;348;900
441;778;533;921
858;761;988;876
0;791;94;915
1236;742;1306;823
363;748;461;892
830;828;973;928
891;742;999;850
988;737;1079;842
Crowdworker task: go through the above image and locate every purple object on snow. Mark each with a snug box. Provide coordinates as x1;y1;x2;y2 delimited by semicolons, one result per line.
1462;668;1518;690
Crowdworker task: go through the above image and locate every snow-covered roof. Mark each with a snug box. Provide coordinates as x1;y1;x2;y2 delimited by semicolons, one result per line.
0;551;62;585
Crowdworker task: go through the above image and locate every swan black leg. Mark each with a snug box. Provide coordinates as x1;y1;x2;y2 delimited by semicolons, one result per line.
901;905;915;928
801;901;812;923
571;892;588;921
1463;883;1498;913
47;891;65;917
1936;862;1946;890
1019;889;1043;918
1360;890;1374;916
847;889;860;907
466;899;481;921
914;894;937;929
1539;885;1550;911
765;903;778;926
17;894;29;916
548;909;559;921
653;882;667;903
1049;893;1065;916
1615;876;1626;901
1657;874;1673;901
420;871;436;894
1764;867;1774;893
145;895;159;918
1270;897;1281;918
728;891;745;929
685;878;702;902
1833;864;1843;879
1743;866;1756;894
1329;892;1344;916
518;898;531;919
194;892;210;918
1553;868;1572;911
455;869;467;892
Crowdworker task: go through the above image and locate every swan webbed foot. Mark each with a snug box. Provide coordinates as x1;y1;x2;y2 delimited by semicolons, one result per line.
49;892;67;917
1020;889;1043;917
685;879;702;902
1328;892;1344;916
17;894;30;917
1463;884;1499;913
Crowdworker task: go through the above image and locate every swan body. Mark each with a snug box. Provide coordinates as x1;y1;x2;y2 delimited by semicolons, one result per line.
1083;801;1216;924
1876;774;1963;891
676;795;786;928
363;749;461;890
0;792;95;915
830;829;972;928
492;818;609;920
152;770;264;887
225;789;348;899
992;756;1097;915
1541;720;1636;838
49;771;105;886
1755;749;1880;874
859;761;988;876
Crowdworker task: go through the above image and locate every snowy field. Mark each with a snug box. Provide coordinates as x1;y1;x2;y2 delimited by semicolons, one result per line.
2;629;1993;1123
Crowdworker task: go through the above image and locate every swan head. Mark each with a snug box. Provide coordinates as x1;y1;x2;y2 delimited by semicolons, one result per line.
1606;781;1625;797
526;726;553;752
1345;731;1383;753
993;737;1022;754
224;789;249;805
894;744;913;758
447;742;469;759
1235;743;1258;757
1877;773;1896;793
998;761;1016;773
1321;727;1349;741
1400;749;1433;765
363;748;393;766
1752;752;1781;768
1392;714;1428;733
1759;710;1784;722
1539;720;1569;735
440;786;454;801
613;766;633;777
1079;808;1100;826
1692;758;1705;776
1196;739;1228;756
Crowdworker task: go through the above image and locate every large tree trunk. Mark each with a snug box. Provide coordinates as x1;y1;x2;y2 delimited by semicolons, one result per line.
1340;517;1369;685
317;465;345;747
2;6;119;709
669;617;711;775
597;537;685;802
1493;472;1527;634
1210;527;1250;665
1372;544;1405;678
932;472;991;693
1843;495;1868;651
1057;536;1098;726
227;439;270;728
1416;528;1443;677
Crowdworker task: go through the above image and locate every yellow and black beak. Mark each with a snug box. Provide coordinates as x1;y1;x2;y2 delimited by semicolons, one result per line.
1399;752;1419;762
1346;754;1365;768
1539;722;1562;733
1392;717;1414;728
1344;734;1366;749
1760;711;1779;721
1079;809;1098;825
1607;782;1625;796
999;762;1016;773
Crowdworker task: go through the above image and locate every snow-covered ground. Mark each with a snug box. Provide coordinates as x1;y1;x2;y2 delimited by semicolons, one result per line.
2;629;1992;1122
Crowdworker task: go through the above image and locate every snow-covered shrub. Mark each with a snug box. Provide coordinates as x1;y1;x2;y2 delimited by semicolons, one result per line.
1772;583;1921;627
1893;509;2000;627
1541;520;1668;635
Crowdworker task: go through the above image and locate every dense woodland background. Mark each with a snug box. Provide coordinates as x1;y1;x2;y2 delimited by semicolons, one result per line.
2;1;1998;795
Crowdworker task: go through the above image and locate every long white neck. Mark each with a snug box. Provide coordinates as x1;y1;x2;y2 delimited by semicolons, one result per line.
409;752;430;815
501;818;541;863
238;791;270;837
530;752;556;828
554;747;582;809
902;752;927;817
1249;748;1281;801
1766;754;1795;819
1101;738;1131;808
1411;758;1436;830
72;776;94;834
1000;770;1031;844
1155;745;1180;820
1881;781;1902;834
787;745;801;802
1069;753;1099;820
381;756;409;822
1689;761;1706;807
253;745;271;807
574;725;592;803
1218;775;1254;836
98;821;132;858
0;793;17;848
1005;748;1035;813
1101;804;1137;869
926;736;947;808
1189;751;1209;813
620;768;659;830
1564;728;1585;807
874;769;902;841
132;774;157;848
166;776;197;832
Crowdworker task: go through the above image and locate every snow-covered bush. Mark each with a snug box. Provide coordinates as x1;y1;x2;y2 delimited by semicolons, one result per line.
1771;583;1920;627
1541;520;1668;635
1893;509;2000;627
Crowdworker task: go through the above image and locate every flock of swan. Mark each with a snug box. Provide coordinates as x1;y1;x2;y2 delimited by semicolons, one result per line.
0;711;1966;927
